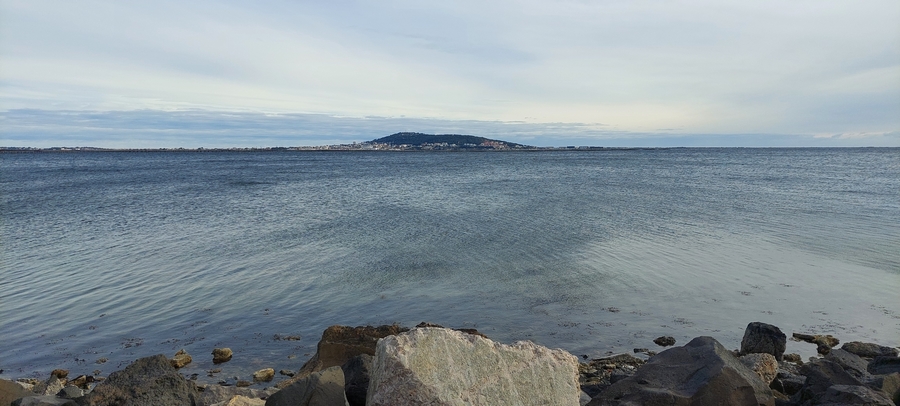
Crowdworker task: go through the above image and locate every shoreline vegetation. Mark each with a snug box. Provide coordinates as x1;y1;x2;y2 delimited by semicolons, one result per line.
3;321;898;406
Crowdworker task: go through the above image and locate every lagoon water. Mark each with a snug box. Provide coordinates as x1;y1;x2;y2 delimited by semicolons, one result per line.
1;148;898;381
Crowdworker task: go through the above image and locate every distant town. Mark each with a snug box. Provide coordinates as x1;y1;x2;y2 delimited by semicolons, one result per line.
1;132;620;152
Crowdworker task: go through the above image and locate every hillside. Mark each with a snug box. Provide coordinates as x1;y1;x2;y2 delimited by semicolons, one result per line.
370;132;529;149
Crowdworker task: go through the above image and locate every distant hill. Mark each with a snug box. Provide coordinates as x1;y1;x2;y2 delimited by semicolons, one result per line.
370;132;529;149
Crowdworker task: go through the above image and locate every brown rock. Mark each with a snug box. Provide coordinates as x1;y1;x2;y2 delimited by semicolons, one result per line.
51;370;69;380
251;368;274;382
235;380;252;388
793;333;839;354
170;349;192;369
212;348;233;364
275;324;408;389
739;353;778;384
653;336;676;347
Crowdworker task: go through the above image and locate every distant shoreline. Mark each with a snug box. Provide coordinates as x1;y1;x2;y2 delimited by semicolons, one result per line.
1;146;893;153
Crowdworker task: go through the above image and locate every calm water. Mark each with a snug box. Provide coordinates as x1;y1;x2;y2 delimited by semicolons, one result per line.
1;149;898;383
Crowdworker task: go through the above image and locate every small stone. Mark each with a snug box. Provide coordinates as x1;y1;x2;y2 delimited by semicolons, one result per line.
50;369;68;380
252;368;274;382
235;380;252;387
212;348;233;364
653;336;676;347
209;368;222;374
95;358;107;364
56;385;84;399
171;349;193;368
782;353;802;363
278;369;294;377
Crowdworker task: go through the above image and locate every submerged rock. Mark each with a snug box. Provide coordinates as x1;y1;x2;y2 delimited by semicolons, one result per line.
653;336;676;347
252;369;274;382
367;327;580;406
740;322;787;361
588;336;774;406
212;348;233;364
171;349;193;369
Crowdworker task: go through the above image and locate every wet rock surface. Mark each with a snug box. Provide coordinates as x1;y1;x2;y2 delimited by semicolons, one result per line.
587;336;774;406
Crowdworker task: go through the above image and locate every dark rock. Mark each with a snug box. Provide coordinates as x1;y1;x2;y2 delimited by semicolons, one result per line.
341;354;372;406
580;383;609;399
265;366;347;406
587;336;774;406
842;342;900;359
74;354;199;406
864;372;900;405
12;396;77;406
817;384;893;405
278;370;294;377
235;381;252;388
741;322;787;361
869;356;900;375
795;359;863;404
770;372;805;397
653;336;676;347
212;348;233;364
1;379;31;406
275;324;407;389
825;348;870;379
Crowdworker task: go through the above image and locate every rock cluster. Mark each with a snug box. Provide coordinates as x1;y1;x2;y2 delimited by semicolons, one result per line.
3;321;898;406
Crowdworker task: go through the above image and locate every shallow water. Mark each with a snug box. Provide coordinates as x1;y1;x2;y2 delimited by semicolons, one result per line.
1;148;898;382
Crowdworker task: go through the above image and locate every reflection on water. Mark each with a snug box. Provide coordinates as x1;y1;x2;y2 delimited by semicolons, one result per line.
1;148;898;380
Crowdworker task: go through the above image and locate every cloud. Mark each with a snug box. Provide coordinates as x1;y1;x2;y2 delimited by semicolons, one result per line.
1;1;898;143
3;109;897;148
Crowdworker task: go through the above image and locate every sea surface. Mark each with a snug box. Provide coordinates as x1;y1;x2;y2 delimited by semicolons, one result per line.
2;148;898;383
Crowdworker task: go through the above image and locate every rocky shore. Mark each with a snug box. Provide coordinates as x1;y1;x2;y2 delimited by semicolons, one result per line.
2;321;898;406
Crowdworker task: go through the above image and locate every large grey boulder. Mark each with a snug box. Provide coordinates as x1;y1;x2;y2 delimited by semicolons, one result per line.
588;336;775;406
741;322;787;361
367;327;580;406
74;354;199;406
265;366;347;406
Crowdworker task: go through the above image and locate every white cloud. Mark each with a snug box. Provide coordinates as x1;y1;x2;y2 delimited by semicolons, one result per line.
1;0;898;144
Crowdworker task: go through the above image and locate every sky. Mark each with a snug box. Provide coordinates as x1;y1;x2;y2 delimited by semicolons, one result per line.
1;1;899;147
